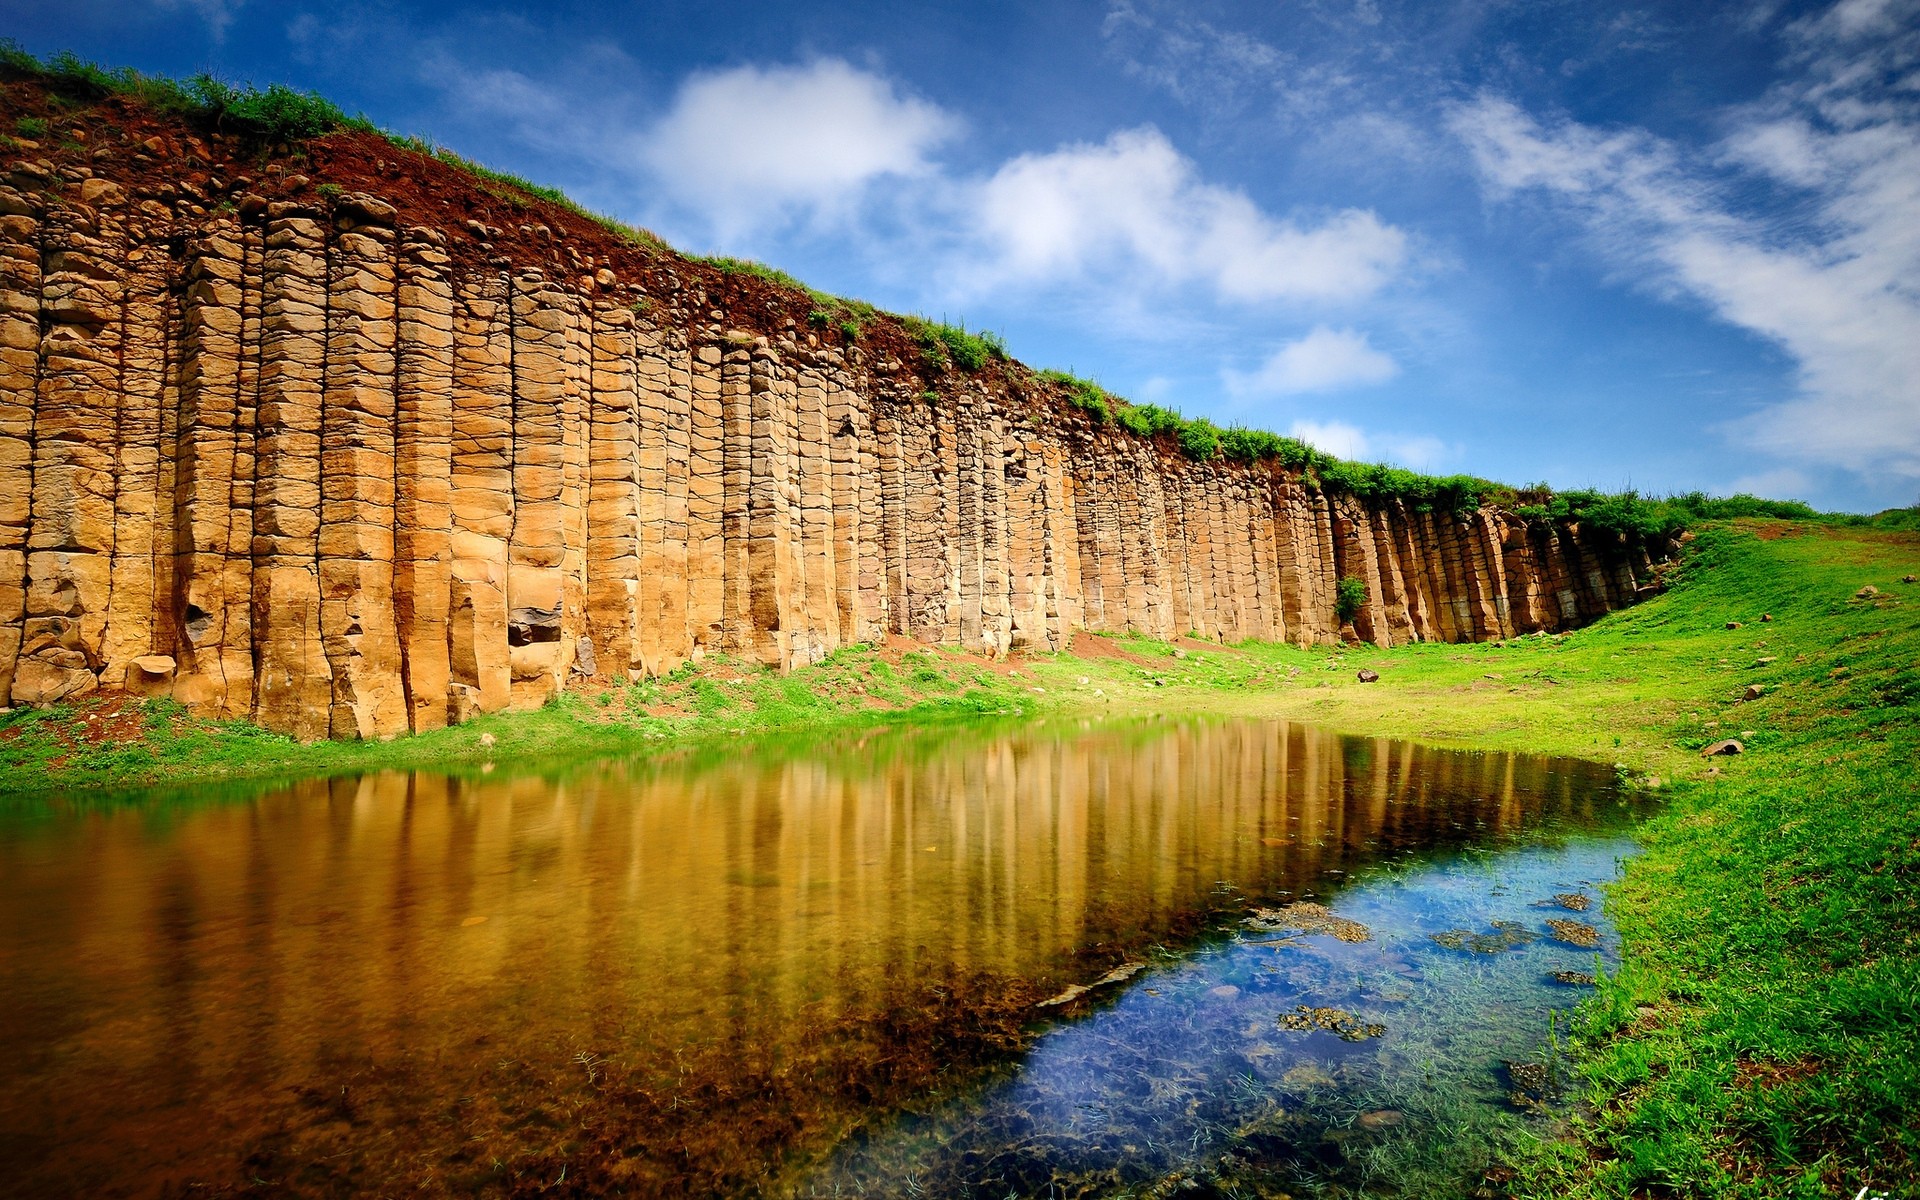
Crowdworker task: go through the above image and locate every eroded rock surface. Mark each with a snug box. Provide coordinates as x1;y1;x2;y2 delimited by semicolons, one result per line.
0;95;1670;736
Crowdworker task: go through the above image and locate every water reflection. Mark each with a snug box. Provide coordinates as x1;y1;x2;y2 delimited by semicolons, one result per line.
0;718;1638;1198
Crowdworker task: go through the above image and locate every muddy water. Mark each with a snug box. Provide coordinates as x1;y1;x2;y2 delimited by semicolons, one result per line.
0;718;1646;1197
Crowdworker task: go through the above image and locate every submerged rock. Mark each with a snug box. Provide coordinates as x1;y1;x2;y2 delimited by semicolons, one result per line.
1545;918;1601;948
1550;892;1592;912
1551;970;1597;986
1036;961;1148;1008
1246;902;1372;944
1281;1063;1336;1089
1504;1060;1556;1108
1430;919;1538;954
1276;1005;1386;1042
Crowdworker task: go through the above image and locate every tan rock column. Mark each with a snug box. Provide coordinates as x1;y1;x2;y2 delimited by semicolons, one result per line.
931;394;964;643
562;281;594;677
686;334;724;655
100;214;172;684
716;335;754;652
902;398;946;641
0;190;42;702
950;396;984;646
506;270;575;705
979;404;1013;654
1069;444;1111;632
1383;501;1435;642
1305;483;1338;644
15;196;127;705
251;207;332;739
631;310;669;677
447;269;513;713
826;363;862;645
848;370;887;643
395;227;456;728
169;216;246;715
1160;461;1193;637
219;220;260;716
1044;433;1085;639
586;300;640;680
656;319;696;671
1213;472;1245;638
1372;503;1416;644
319;203;407;738
873;396;907;636
1417;510;1463;642
746;338;795;667
793;355;839;663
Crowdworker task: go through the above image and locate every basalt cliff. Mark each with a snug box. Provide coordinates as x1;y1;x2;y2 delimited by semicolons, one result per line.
0;82;1671;739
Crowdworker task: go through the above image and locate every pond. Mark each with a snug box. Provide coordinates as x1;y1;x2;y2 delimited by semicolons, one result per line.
0;716;1650;1198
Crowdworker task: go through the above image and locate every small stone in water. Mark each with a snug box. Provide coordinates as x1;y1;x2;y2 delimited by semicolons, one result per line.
1357;1109;1404;1131
1551;892;1592;911
1282;1063;1336;1089
1208;984;1241;999
1552;970;1597;986
1546;918;1601;947
1431;920;1538;954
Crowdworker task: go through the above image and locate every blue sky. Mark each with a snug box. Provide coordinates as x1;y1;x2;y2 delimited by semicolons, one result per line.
8;0;1918;511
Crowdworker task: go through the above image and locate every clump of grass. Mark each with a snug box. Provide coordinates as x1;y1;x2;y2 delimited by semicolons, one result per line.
902;316;1006;374
0;41;376;143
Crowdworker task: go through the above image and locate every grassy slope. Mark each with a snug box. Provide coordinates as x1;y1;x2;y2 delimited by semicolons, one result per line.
3;520;1916;1195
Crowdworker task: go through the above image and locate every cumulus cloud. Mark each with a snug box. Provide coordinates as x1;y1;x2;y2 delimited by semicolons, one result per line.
1287;420;1450;469
1447;0;1920;488
1226;326;1398;396
157;0;244;39
636;59;959;239
964;127;1406;303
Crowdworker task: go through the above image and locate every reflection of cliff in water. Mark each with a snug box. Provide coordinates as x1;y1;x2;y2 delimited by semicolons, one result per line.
0;718;1632;1197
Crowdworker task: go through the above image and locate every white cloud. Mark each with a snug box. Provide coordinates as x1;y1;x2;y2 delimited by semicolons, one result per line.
636;59;959;239
1447;0;1920;490
157;0;244;39
1226;326;1398;395
1728;466;1814;499
963;127;1406;303
1289;418;1371;460
1287;419;1450;469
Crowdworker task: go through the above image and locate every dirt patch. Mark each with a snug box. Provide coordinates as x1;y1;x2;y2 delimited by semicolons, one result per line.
0;691;165;757
1731;1057;1821;1090
1069;631;1157;667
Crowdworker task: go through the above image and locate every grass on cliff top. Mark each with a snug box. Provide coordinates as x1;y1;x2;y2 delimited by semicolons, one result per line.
0;521;1915;1195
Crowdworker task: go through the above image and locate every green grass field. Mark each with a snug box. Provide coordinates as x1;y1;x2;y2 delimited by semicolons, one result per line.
3;519;1916;1197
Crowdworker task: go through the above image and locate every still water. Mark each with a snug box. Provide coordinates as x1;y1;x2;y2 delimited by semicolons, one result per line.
0;717;1648;1198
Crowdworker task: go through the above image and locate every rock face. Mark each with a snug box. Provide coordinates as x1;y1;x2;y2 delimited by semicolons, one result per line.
0;108;1669;737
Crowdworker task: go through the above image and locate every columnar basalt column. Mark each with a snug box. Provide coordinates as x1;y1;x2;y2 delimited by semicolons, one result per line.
251;207;333;740
0;187;42;704
394;226;456;729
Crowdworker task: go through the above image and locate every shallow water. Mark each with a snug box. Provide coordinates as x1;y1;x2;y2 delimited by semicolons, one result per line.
0;717;1648;1198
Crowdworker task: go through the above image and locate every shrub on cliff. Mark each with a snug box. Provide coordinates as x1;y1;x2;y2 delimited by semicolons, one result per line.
1334;576;1368;625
